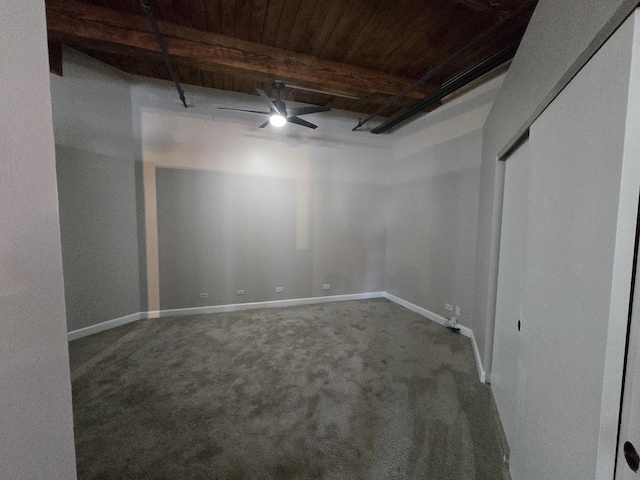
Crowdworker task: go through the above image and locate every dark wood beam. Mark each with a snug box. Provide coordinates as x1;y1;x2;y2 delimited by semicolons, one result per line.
455;0;505;15
453;0;531;19
48;41;63;76
45;0;433;100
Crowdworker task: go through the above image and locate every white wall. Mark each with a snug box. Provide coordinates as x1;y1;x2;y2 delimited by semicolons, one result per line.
51;49;141;331
131;76;500;318
487;0;639;159
493;13;640;480
386;76;503;336
131;80;390;312
51;48;135;160
475;0;640;375
53;50;497;333
0;1;77;478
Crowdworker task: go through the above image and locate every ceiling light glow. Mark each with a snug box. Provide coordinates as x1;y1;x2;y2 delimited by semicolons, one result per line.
270;114;286;127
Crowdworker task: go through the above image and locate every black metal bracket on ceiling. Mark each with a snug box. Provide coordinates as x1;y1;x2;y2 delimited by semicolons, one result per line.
371;41;519;134
139;0;188;108
352;0;538;134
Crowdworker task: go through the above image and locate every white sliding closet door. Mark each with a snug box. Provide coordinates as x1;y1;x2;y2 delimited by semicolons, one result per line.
490;13;637;480
492;138;529;465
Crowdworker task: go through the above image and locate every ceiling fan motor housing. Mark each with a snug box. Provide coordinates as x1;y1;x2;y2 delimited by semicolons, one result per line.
272;80;286;95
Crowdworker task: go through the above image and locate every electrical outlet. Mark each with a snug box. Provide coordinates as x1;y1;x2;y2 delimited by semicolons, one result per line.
323;284;331;290
276;287;284;293
455;306;461;316
199;293;208;299
445;303;453;311
236;289;245;295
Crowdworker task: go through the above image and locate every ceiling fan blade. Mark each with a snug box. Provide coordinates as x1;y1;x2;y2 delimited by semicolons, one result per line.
285;105;331;118
256;88;282;115
218;107;270;115
287;116;318;129
259;119;271;128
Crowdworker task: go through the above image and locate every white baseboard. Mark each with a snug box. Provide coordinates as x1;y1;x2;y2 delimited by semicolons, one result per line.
66;291;486;384
383;293;486;383
68;292;384;341
147;292;385;318
68;312;143;341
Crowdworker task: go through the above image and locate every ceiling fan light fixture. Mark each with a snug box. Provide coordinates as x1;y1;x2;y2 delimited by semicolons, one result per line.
220;82;329;129
270;113;286;127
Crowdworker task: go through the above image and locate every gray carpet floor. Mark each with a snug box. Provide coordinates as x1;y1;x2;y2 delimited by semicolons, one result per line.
69;298;507;480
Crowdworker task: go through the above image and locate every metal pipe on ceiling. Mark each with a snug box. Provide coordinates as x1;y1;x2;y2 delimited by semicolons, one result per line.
352;0;538;132
286;84;361;101
370;42;520;134
139;0;188;108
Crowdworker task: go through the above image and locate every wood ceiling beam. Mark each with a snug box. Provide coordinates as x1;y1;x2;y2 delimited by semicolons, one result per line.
453;0;528;18
48;41;63;76
45;0;433;100
454;0;505;15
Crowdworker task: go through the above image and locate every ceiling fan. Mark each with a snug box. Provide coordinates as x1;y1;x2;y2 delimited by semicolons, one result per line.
219;81;331;129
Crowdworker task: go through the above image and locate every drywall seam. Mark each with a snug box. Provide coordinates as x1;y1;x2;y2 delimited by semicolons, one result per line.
383;292;486;383
67;292;384;341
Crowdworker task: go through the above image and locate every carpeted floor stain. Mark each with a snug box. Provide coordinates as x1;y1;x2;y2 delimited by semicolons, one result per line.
69;298;506;479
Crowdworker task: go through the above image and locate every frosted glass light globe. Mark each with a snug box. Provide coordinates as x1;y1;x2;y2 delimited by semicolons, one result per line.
270;114;286;127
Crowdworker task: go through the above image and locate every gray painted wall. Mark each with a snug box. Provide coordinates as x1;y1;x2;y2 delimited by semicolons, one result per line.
155;167;386;309
385;76;502;334
0;1;77;477
133;80;389;312
156;169;300;307
311;177;386;296
55;147;140;331
51;57;495;333
474;0;640;374
386;130;482;322
51;49;141;331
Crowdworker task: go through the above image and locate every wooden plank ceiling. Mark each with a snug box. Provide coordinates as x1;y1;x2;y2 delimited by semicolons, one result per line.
45;0;534;119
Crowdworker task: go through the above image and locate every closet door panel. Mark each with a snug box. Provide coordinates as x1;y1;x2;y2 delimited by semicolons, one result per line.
493;138;530;458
